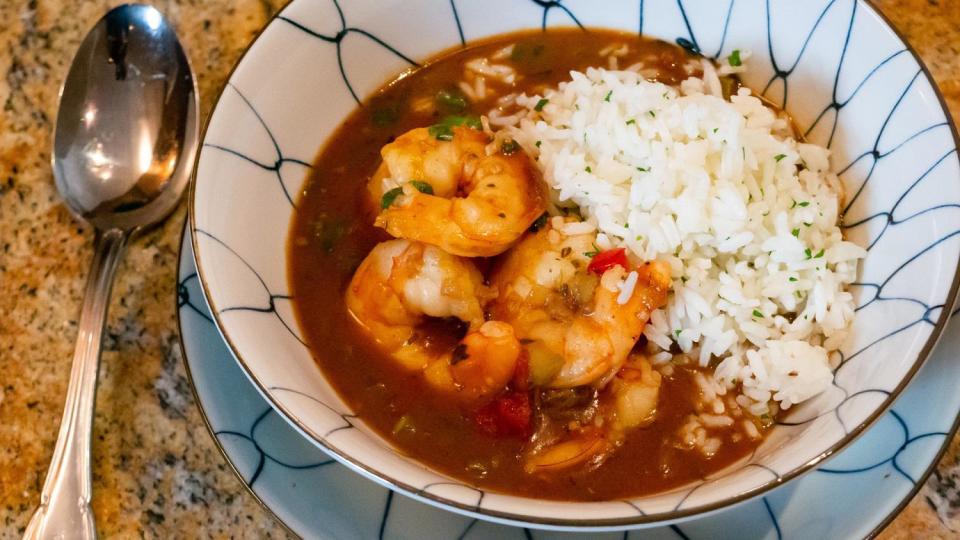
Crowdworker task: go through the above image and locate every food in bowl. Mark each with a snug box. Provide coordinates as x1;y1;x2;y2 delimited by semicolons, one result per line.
287;28;865;501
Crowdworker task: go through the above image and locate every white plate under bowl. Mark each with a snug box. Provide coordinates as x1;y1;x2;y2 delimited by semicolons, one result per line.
189;0;960;528
178;224;960;539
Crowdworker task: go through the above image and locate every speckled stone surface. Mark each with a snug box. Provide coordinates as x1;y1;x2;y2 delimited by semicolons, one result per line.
0;0;957;538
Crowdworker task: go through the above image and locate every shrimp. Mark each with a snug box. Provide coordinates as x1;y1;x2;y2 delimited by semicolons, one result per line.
525;428;611;473
346;239;518;401
525;355;662;472
367;127;483;204
489;216;672;389
610;355;662;429
369;126;547;257
423;320;521;402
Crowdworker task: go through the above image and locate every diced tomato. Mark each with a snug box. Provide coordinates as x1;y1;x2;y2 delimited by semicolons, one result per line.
512;352;530;392
497;391;532;435
473;406;500;436
473;390;532;438
587;248;628;275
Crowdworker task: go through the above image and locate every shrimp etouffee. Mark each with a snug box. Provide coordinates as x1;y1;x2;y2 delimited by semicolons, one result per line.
288;29;767;501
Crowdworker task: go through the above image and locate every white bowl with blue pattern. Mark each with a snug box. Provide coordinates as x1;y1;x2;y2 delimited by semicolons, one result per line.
189;0;960;529
178;224;960;539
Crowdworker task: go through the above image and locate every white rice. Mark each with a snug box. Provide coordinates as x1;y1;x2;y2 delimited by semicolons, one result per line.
465;58;516;84
458;80;481;101
617;271;639;305
700;414;734;428
501;60;865;416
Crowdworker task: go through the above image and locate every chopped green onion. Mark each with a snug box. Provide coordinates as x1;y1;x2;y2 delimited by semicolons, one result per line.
636;166;649;172
427;124;453;141
626;119;636;125
647;110;656;118
311;218;347;253
380;187;404;209
585;166;592;173
774;154;786;162
814;248;825;258
427;115;482;141
584;242;601;258
788;277;798;282
534;98;549;112
435;89;467;112
408;180;433;195
371;105;400;127
791;228;800;237
804;248;812;260
728;49;742;67
463;116;483;129
797;201;810;207
752;309;764;318
392;415;415;435
604;90;613;102
501;139;520;155
535;140;542;148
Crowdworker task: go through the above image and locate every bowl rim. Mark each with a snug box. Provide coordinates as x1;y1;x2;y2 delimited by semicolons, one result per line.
187;0;960;528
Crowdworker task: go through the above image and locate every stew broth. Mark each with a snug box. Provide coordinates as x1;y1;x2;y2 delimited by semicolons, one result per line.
288;29;762;501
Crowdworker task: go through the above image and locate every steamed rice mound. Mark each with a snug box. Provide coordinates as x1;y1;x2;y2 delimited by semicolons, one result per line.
502;64;865;416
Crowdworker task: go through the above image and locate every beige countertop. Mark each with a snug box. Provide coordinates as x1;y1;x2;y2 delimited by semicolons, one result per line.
1;0;958;537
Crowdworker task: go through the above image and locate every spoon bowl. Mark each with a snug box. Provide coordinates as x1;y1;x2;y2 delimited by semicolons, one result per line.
24;5;197;539
53;3;197;232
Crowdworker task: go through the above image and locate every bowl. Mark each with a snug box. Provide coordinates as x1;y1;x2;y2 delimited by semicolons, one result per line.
189;0;960;529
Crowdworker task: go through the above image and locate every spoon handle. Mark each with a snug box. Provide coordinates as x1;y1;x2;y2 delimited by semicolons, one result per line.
23;228;129;540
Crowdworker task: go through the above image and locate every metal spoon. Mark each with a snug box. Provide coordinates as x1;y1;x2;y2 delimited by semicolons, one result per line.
23;5;198;539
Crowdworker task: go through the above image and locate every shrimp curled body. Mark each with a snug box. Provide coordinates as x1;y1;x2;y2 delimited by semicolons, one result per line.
490;217;672;388
524;355;663;473
346;239;519;401
370;126;547;257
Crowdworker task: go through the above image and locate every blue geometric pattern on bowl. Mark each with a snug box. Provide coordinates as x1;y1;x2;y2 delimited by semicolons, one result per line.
179;227;960;539
189;0;960;527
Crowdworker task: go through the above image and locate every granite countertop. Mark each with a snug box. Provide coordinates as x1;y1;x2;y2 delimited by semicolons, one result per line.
1;0;958;537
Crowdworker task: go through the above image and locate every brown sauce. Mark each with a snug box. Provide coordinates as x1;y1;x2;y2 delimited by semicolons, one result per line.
288;28;762;501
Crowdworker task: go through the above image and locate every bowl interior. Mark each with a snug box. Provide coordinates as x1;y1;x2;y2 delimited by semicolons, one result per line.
191;0;960;528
